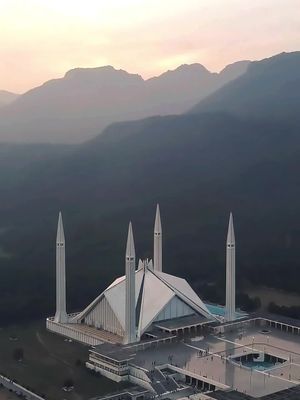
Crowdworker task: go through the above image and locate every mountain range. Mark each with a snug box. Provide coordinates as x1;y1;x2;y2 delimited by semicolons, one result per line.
0;90;19;108
0;61;249;143
190;51;300;124
0;51;299;322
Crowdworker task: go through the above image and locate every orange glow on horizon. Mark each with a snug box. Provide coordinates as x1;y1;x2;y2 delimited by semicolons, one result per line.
0;0;299;93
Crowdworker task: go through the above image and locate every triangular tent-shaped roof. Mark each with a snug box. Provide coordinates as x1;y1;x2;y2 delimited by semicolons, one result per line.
74;266;215;338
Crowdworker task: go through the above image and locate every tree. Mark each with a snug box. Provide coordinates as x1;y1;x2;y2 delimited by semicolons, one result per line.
13;347;24;361
75;359;82;367
237;293;261;312
268;302;300;319
63;378;74;388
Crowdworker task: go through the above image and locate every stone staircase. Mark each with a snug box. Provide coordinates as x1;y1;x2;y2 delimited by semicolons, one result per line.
147;368;179;395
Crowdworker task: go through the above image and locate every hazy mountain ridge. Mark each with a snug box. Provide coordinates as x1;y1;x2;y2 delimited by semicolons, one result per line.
190;51;300;122
0;90;19;108
0;61;249;143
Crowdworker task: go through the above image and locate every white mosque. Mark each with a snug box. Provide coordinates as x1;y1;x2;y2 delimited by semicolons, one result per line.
46;205;236;346
47;208;300;399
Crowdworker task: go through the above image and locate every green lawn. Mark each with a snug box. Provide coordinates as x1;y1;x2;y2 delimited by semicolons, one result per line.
0;320;128;400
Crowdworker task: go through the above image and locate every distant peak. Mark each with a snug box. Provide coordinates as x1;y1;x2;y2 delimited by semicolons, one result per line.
64;66;143;81
148;63;211;82
0;89;20;96
220;60;251;74
65;65;114;77
174;63;210;73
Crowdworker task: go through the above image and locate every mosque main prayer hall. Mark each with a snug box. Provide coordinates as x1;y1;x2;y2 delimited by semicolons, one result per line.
47;205;300;400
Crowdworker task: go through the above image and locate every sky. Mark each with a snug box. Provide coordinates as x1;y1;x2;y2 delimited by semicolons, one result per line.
1;0;299;93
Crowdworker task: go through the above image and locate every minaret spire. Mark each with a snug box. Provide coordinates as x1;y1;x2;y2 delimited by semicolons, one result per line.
124;222;136;344
225;212;236;322
54;212;68;323
153;204;162;272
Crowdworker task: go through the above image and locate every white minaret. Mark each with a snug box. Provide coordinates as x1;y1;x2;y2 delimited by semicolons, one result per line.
124;222;136;344
154;204;162;272
54;212;68;323
225;212;236;322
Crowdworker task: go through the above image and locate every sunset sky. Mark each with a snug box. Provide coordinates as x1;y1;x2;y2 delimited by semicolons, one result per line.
1;0;299;93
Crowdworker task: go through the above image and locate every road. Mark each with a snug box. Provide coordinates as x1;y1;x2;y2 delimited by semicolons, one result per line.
0;374;45;400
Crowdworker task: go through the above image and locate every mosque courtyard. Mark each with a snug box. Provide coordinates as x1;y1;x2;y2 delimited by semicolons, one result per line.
123;319;300;398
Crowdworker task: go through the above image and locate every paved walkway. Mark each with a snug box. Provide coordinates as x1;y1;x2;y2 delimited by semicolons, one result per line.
0;374;45;400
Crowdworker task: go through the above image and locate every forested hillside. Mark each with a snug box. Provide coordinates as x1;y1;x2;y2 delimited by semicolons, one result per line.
0;52;299;322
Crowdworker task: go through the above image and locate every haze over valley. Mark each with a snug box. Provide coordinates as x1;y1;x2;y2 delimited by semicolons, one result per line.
0;51;299;323
0;61;249;143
